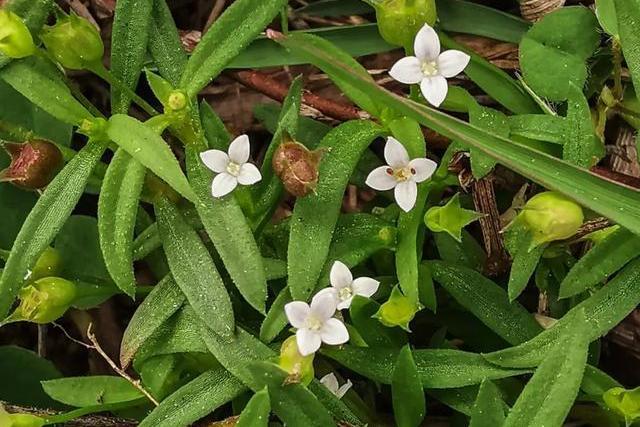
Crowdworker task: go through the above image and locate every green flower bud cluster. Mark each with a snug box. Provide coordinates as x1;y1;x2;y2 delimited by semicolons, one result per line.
373;0;438;48
41;14;104;70
4;277;76;325
0;9;35;59
603;386;640;426
521;192;584;246
278;336;315;385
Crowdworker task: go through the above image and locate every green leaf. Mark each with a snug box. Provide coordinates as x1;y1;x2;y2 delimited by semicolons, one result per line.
614;0;640;98
563;84;605;167
236;388;271;427
0;141;106;318
110;0;153;113
42;376;143;407
180;0;287;96
350;296;406;348
107;114;196;202
271;31;640;237
7;0;54;34
468;104;509;178
55;215;110;283
519;7;600;101
392;345;426;427
294;0;372;17
506;229;545;302
508;114;566;144
484;258;640;368
139;368;246;427
434;230;486;271
0;184;37;250
98;150;145;297
322;346;528;388
469;380;507;427
147;0;188;86
155;196;234;337
429;261;542;345
560;227;640;299
596;0;618;36
502;312;590;427
288;120;383;300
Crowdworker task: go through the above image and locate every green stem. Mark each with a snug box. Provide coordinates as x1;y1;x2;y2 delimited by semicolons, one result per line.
281;5;289;34
612;37;624;101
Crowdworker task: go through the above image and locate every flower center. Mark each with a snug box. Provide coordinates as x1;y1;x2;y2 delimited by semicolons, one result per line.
421;60;439;77
338;286;353;301
306;315;323;331
386;166;416;182
226;161;241;176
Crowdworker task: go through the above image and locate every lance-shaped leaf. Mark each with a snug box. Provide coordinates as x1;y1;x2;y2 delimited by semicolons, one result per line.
42;376;143;407
147;0;188;86
392;345;426;427
614;0;640;98
237;388;271;427
469;380;507;427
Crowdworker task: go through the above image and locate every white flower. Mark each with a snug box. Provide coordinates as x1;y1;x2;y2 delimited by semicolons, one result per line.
284;290;349;356
389;24;470;107
320;373;352;399
199;134;262;198
365;137;438;212
319;261;379;310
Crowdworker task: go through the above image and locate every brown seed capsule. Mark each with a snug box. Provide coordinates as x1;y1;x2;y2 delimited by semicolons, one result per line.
0;139;63;190
272;135;324;198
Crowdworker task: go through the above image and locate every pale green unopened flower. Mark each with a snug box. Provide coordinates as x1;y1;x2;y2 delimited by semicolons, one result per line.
521;192;584;246
374;285;420;331
28;247;63;282
603;386;640;426
4;277;76;325
373;0;438;49
425;193;484;241
0;10;35;59
278;336;315;385
41;14;104;69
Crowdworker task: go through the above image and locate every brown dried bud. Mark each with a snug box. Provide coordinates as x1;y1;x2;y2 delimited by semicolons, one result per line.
0;140;63;190
272;135;323;198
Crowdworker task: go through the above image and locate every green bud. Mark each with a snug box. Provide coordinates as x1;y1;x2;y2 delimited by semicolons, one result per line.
373;285;420;331
278;336;315;385
0;140;64;190
603;386;640;425
167;91;188;112
521;192;584;246
4;277;76;325
374;0;438;48
1;403;45;427
425;193;484;242
41;14;104;70
0;10;35;58
29;247;63;282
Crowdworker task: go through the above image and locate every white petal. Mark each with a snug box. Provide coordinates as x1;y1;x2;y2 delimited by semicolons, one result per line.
409;158;438;183
284;301;311;328
414;24;440;62
320;373;339;394
394;180;418;212
389;56;424;85
296;328;322;356
320;318;349;345
310;289;338;320
384;137;410;168
336;297;353;310
352;277;380;298
200;150;229;173
420;75;448;107
228;134;250;164
315;287;339;305
366;166;397;191
237;163;262;185
438;50;471;78
211;173;238;198
330;261;353;289
336;380;353;399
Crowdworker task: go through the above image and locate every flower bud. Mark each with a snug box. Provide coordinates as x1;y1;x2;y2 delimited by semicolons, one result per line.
0;140;63;190
28;247;63;282
278;336;315;385
0;10;35;58
167;91;188;112
374;0;438;48
1;404;45;427
272;135;323;198
424;193;483;242
4;277;76;325
41;14;104;70
603;386;640;425
521;192;584;246
373;285;420;331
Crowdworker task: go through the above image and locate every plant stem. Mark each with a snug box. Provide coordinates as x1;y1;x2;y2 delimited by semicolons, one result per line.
612;37;624;101
281;5;289;34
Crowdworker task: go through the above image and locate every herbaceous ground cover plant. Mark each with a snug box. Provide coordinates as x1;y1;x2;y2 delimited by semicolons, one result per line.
4;0;640;426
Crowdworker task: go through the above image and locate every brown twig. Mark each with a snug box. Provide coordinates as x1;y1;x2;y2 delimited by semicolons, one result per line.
203;0;227;32
590;166;640;189
1;401;138;427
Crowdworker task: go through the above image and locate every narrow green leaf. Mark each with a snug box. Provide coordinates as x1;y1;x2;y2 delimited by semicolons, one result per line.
236;388;271;427
508;115;566;144
107;114;196;202
507;239;545;302
350;296;406;348
614;0;640;98
55;215;110;283
392;345;426;427
469;380;507;427
98;150;145;297
0;141;106;318
468;104;509;178
148;0;188;86
434;230;486;272
155;196;235;338
596;0;618;36
563;84;605;168
288;120;383;300
41;376;143;407
502;313;590;427
180;0;287;96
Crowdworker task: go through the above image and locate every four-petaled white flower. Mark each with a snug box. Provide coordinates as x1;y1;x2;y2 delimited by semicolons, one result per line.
365;137;438;212
199;134;262;198
389;24;470;107
319;261;380;310
285;290;349;356
320;373;352;399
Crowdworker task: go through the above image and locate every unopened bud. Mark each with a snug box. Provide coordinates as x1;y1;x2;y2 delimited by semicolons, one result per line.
0;140;63;190
272;135;323;197
41;14;103;70
424;193;483;242
167;91;187;112
603;386;640;426
373;285;420;331
4;277;76;325
278;336;315;385
28;247;63;282
521;192;584;246
374;0;438;48
0;9;35;58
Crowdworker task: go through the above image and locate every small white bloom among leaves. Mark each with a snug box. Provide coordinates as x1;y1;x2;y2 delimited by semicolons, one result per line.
319;261;379;310
320;373;353;399
365;137;438;212
284;290;349;356
199;134;262;198
389;24;470;107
